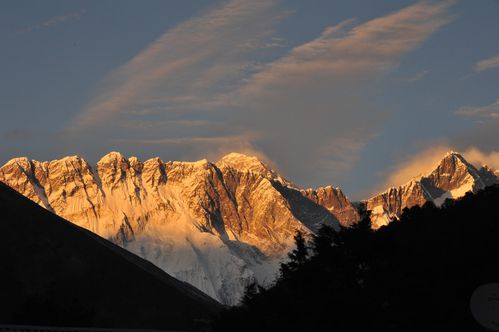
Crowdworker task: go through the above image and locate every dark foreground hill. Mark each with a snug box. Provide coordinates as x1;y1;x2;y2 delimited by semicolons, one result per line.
214;185;499;331
0;182;221;330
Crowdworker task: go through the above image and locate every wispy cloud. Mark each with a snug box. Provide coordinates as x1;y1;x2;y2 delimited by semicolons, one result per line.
463;147;499;170
17;9;86;34
407;69;430;82
229;0;454;184
73;0;284;128
455;99;499;120
474;54;499;72
69;0;454;187
239;0;453;98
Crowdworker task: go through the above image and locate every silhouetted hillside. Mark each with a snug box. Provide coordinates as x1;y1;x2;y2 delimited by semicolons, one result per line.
213;185;499;331
0;182;221;330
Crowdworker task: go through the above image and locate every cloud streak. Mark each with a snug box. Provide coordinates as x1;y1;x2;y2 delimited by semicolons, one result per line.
455;99;499;120
407;69;430;82
17;9;86;34
240;0;453;97
70;0;455;188
73;0;284;128
475;55;499;72
229;0;454;184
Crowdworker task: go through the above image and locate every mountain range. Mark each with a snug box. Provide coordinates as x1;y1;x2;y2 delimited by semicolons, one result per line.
1;150;497;305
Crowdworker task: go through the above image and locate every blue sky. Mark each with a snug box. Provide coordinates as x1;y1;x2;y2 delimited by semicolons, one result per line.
1;0;498;199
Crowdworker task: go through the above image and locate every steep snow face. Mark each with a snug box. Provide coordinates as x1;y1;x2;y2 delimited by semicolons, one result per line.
0;152;345;305
366;152;499;228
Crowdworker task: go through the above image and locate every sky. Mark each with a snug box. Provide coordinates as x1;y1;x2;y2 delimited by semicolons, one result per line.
1;0;498;200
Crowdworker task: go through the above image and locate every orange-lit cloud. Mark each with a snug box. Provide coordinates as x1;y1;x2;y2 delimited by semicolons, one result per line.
239;0;453;97
72;0;283;128
474;54;499;72
456;99;499;120
463;147;499;170
69;0;455;188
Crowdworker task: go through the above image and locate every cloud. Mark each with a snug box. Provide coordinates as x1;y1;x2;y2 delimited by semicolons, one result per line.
72;0;284;128
239;0;453;97
407;69;430;82
474;55;499;72
69;0;454;188
455;99;499;120
227;0;454;185
17;10;86;34
463;148;499;170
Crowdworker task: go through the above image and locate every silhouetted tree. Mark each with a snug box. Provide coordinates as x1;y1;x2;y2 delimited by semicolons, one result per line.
241;281;262;305
280;230;308;278
213;185;499;332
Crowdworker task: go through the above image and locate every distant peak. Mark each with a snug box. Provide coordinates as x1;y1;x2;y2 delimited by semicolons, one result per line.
440;150;472;167
217;153;268;173
54;155;83;163
171;158;209;167
220;152;259;161
447;150;461;156
480;164;493;171
128;156;140;163
4;157;30;166
97;151;126;164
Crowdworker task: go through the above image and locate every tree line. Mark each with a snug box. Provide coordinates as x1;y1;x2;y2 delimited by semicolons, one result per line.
212;186;499;331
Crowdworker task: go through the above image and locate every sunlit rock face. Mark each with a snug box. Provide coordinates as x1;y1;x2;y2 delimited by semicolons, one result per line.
4;150;495;303
366;152;499;229
301;186;360;227
0;152;348;305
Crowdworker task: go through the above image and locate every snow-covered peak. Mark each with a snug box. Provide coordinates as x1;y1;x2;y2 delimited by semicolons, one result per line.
97;151;127;165
128;156;140;164
48;155;89;168
58;155;82;162
446;150;462;157
442;150;469;165
4;157;31;167
172;158;210;167
217;152;271;174
366;151;499;228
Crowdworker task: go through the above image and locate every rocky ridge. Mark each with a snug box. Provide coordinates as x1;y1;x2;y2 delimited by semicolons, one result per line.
1;150;497;303
0;152;347;305
366;151;499;228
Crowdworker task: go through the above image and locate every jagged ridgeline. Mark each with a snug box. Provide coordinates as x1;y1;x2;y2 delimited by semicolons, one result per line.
0;152;353;305
0;151;497;304
213;185;499;331
366;151;499;228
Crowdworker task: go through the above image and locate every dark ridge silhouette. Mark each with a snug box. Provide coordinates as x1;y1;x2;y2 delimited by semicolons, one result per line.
0;182;222;330
213;185;499;331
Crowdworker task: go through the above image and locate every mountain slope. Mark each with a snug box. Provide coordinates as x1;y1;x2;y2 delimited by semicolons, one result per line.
3;150;494;304
0;152;348;305
0;182;220;329
366;151;499;228
213;185;499;331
